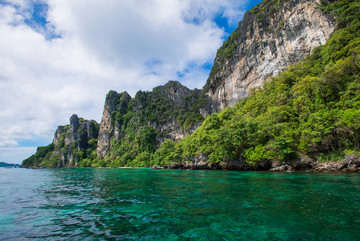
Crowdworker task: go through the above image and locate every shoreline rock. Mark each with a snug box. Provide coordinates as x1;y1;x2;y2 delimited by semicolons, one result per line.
164;154;360;173
22;154;360;173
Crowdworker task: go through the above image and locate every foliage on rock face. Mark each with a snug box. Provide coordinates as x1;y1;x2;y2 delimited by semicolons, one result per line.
22;0;360;168
21;144;55;167
93;81;207;167
21;117;99;168
208;0;287;81
152;0;360;166
21;82;207;168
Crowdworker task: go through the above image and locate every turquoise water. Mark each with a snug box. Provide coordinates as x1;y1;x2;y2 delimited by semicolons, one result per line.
0;168;359;240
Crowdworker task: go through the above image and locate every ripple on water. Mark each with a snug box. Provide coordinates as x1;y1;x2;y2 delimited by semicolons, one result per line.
0;168;359;240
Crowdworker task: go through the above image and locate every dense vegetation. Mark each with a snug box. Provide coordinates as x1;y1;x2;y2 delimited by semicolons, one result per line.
150;0;360;166
90;81;208;167
22;0;360;168
22;143;55;167
22;117;99;168
208;0;286;80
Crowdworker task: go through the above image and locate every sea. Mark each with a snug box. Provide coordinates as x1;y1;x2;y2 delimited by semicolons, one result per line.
0;168;359;240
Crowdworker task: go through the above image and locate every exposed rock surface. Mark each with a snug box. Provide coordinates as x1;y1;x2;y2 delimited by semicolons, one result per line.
204;0;335;112
94;0;338;163
96;91;132;158
54;114;99;167
22;114;99;168
147;82;204;142
96;81;209;159
165;154;360;172
270;165;294;172
22;0;344;169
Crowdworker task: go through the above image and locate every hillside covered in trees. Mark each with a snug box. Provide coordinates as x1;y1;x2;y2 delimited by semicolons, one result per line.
149;0;360;169
22;0;360;170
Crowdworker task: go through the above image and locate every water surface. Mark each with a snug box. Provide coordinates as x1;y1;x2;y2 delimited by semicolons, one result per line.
0;168;359;240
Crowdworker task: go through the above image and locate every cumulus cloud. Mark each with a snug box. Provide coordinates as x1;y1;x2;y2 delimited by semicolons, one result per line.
0;0;250;163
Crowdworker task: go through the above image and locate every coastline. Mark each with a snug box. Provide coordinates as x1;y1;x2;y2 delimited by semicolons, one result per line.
23;154;360;173
160;154;360;173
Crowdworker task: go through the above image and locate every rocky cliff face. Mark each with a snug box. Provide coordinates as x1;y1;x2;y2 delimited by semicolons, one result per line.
96;81;208;160
22;0;340;168
22;114;99;168
205;0;335;112
146;81;205;142
54;114;99;167
96;91;132;158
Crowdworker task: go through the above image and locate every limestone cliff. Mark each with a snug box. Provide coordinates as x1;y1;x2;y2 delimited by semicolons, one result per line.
96;81;208;160
22;115;99;168
204;0;335;112
96;91;132;158
22;0;341;168
54;114;99;167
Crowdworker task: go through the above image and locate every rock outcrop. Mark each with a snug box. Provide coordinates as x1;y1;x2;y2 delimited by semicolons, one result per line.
54;114;99;167
96;91;132;158
165;154;360;172
22;114;99;168
22;0;345;169
96;81;209;159
204;0;335;112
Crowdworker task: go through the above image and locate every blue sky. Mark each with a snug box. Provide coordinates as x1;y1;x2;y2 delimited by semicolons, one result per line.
0;0;263;164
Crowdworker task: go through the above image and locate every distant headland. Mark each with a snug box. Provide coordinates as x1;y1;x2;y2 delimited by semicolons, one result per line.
0;162;20;168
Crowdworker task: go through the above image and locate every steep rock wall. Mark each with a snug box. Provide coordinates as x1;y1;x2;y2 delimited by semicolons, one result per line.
22;0;342;168
53;114;99;167
205;0;335;112
96;81;207;159
96;91;132;158
22;114;99;168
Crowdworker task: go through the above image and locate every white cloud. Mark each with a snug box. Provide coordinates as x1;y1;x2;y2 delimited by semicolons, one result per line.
182;0;247;25
0;0;250;163
0;147;37;164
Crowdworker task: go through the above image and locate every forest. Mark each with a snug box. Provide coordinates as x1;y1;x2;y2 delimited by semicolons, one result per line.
22;0;360;168
137;0;360;167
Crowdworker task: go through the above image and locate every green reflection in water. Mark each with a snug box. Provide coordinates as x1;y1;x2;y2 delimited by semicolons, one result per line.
0;168;359;240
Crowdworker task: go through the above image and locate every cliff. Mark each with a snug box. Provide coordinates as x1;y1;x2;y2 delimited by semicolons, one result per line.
204;0;335;112
22;0;358;169
94;81;209;166
153;0;360;171
94;0;338;165
96;91;132;158
22;114;99;168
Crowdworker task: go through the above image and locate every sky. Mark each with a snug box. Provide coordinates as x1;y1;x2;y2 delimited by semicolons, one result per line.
0;0;263;164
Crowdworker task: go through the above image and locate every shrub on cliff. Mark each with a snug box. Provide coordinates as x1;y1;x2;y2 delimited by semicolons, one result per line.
152;0;360;166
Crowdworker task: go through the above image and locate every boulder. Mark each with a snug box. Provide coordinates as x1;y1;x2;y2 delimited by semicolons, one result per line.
347;165;358;172
292;156;315;170
270;164;294;172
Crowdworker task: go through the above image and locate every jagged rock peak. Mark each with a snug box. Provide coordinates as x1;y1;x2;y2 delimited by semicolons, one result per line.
105;91;132;109
55;115;99;167
97;90;132;158
153;80;194;103
69;114;80;132
205;0;336;112
53;115;99;150
96;80;206;159
22;114;99;168
162;80;189;90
